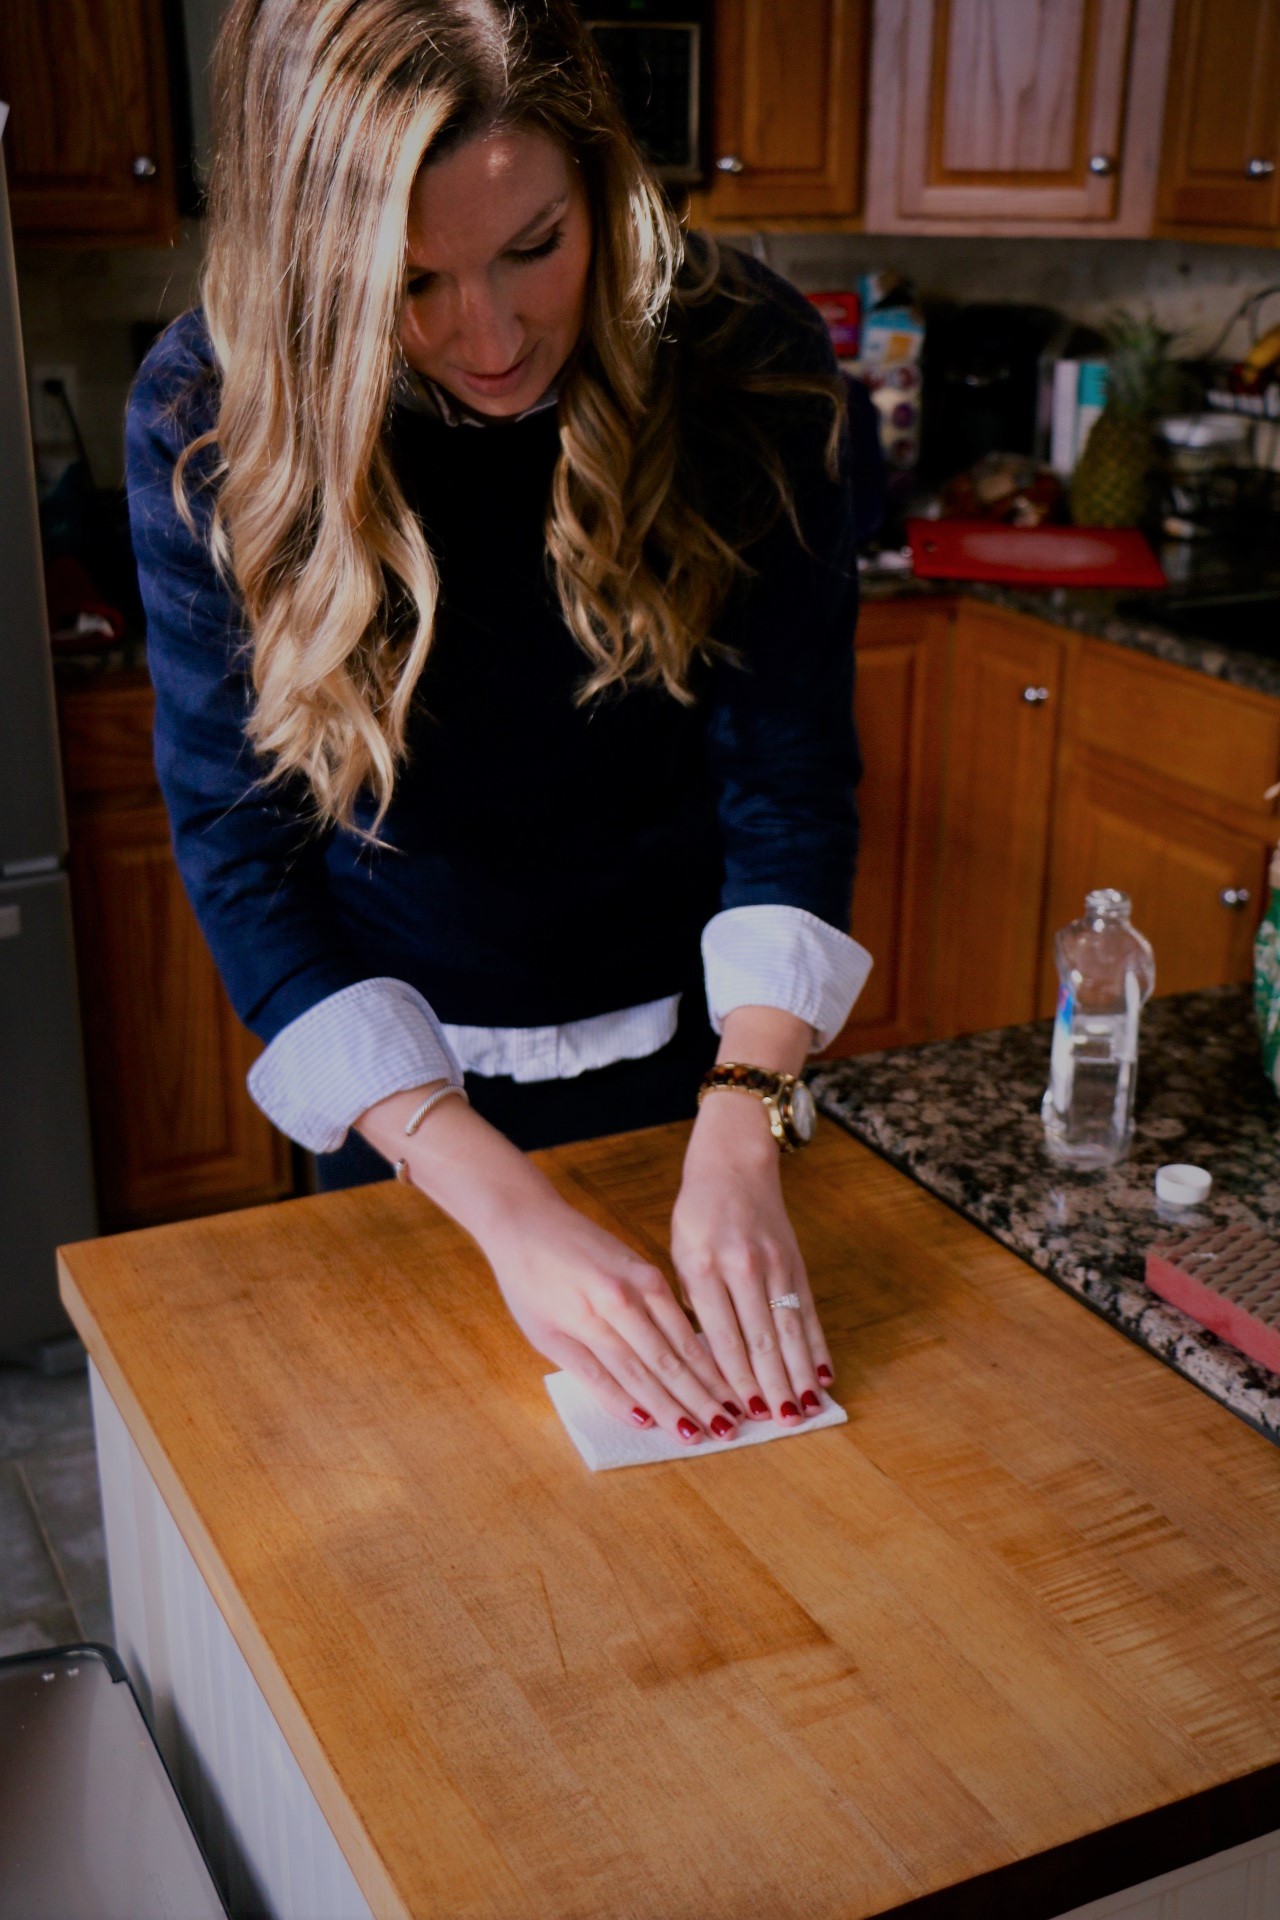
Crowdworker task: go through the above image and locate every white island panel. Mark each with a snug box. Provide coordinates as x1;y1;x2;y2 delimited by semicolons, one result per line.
91;1362;373;1920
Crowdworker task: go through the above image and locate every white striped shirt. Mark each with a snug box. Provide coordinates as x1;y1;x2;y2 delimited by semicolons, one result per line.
248;906;872;1153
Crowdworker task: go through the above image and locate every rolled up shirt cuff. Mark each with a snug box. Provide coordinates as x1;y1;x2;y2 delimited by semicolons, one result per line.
246;977;464;1154
702;904;873;1051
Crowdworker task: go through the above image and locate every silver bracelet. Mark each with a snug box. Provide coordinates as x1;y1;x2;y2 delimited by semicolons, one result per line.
403;1082;469;1137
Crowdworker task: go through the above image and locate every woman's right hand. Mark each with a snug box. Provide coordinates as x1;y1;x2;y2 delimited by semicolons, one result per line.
356;1084;742;1444
479;1186;743;1443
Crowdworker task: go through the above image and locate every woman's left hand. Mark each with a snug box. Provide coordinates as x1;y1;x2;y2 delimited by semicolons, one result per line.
671;1085;834;1425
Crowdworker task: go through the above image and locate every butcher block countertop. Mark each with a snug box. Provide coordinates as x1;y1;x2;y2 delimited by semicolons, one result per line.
58;1121;1280;1920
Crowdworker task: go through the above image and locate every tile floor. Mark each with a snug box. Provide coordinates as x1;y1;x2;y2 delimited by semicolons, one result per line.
0;1362;113;1658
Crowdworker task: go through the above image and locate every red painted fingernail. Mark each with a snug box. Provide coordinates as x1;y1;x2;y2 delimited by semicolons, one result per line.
630;1407;652;1427
677;1417;702;1442
779;1400;800;1420
723;1401;744;1419
817;1364;833;1384
801;1390;820;1412
710;1414;735;1438
748;1396;769;1417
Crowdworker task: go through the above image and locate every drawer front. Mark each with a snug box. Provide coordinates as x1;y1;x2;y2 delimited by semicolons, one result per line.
1074;642;1280;812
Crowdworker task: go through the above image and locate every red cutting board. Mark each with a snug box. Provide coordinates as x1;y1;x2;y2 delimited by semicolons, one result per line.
908;517;1167;588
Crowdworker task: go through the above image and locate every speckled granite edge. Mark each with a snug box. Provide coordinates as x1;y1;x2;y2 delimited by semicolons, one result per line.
860;575;1280;700
809;987;1280;1447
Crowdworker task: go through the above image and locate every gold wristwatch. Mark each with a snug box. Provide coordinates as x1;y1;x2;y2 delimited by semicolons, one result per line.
697;1063;817;1152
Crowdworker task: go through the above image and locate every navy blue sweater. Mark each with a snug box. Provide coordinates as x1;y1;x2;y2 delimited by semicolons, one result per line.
125;257;861;1043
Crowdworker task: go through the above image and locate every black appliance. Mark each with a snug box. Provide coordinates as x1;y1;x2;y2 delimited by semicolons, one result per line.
920;302;1063;484
579;2;709;184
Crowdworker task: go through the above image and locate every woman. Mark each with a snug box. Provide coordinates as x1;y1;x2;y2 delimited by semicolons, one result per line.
126;0;871;1450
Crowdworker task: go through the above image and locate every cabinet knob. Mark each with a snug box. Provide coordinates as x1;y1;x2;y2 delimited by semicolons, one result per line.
1022;685;1051;704
1220;886;1252;909
715;154;746;175
1088;153;1117;176
1247;157;1276;179
131;155;158;179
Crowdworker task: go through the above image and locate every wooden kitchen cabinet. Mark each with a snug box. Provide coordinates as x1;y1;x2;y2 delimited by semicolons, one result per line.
1042;638;1280;1011
1044;761;1269;1000
688;0;869;225
930;603;1065;1037
0;0;180;243
862;0;1176;235
824;596;950;1056
1156;0;1280;239
1067;635;1280;818
816;599;1280;1059
58;674;292;1229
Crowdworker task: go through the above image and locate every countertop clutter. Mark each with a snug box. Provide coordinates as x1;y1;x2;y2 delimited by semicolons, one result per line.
58;1121;1280;1920
811;983;1280;1444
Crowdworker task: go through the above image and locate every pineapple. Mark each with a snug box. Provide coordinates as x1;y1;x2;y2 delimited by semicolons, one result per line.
1070;312;1183;530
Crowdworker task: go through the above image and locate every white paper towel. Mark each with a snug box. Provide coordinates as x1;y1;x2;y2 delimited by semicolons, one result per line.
544;1370;848;1471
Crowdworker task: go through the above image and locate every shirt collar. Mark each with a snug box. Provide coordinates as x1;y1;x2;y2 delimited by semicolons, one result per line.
393;361;560;428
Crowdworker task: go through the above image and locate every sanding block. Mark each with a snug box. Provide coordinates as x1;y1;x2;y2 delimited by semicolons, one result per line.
1146;1224;1280;1377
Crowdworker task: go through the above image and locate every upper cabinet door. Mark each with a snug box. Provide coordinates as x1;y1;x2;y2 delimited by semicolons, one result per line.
1156;0;1280;236
0;0;178;243
864;0;1175;233
692;0;869;221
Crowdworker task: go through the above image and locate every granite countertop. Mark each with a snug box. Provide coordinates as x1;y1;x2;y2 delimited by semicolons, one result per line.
860;557;1280;701
810;984;1280;1444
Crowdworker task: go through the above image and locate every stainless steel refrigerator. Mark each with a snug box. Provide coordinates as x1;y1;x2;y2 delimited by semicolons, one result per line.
0;137;98;1357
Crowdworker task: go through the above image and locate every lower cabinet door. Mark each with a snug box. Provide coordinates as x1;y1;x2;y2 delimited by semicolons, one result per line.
1043;761;1269;1006
821;595;951;1059
68;798;293;1228
823;598;949;1057
930;604;1065;1038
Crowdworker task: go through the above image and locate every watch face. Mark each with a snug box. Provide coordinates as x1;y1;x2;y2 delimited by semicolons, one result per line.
789;1079;817;1143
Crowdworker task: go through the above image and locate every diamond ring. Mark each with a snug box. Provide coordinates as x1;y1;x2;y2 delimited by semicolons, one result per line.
767;1292;802;1311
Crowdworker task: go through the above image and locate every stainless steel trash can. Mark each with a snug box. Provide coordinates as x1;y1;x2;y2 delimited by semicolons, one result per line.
0;1643;228;1919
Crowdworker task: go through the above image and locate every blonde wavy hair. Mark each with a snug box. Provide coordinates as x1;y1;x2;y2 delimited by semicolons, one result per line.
183;0;841;833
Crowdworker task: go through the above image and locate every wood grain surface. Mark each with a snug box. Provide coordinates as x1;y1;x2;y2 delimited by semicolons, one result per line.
58;1122;1280;1920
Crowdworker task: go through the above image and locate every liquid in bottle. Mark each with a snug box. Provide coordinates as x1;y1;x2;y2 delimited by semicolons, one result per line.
1042;889;1155;1169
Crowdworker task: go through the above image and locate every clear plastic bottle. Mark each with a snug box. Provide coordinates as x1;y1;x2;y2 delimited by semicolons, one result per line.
1041;888;1156;1169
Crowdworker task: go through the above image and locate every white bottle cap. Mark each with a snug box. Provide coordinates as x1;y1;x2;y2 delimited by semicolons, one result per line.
1155;1163;1213;1206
